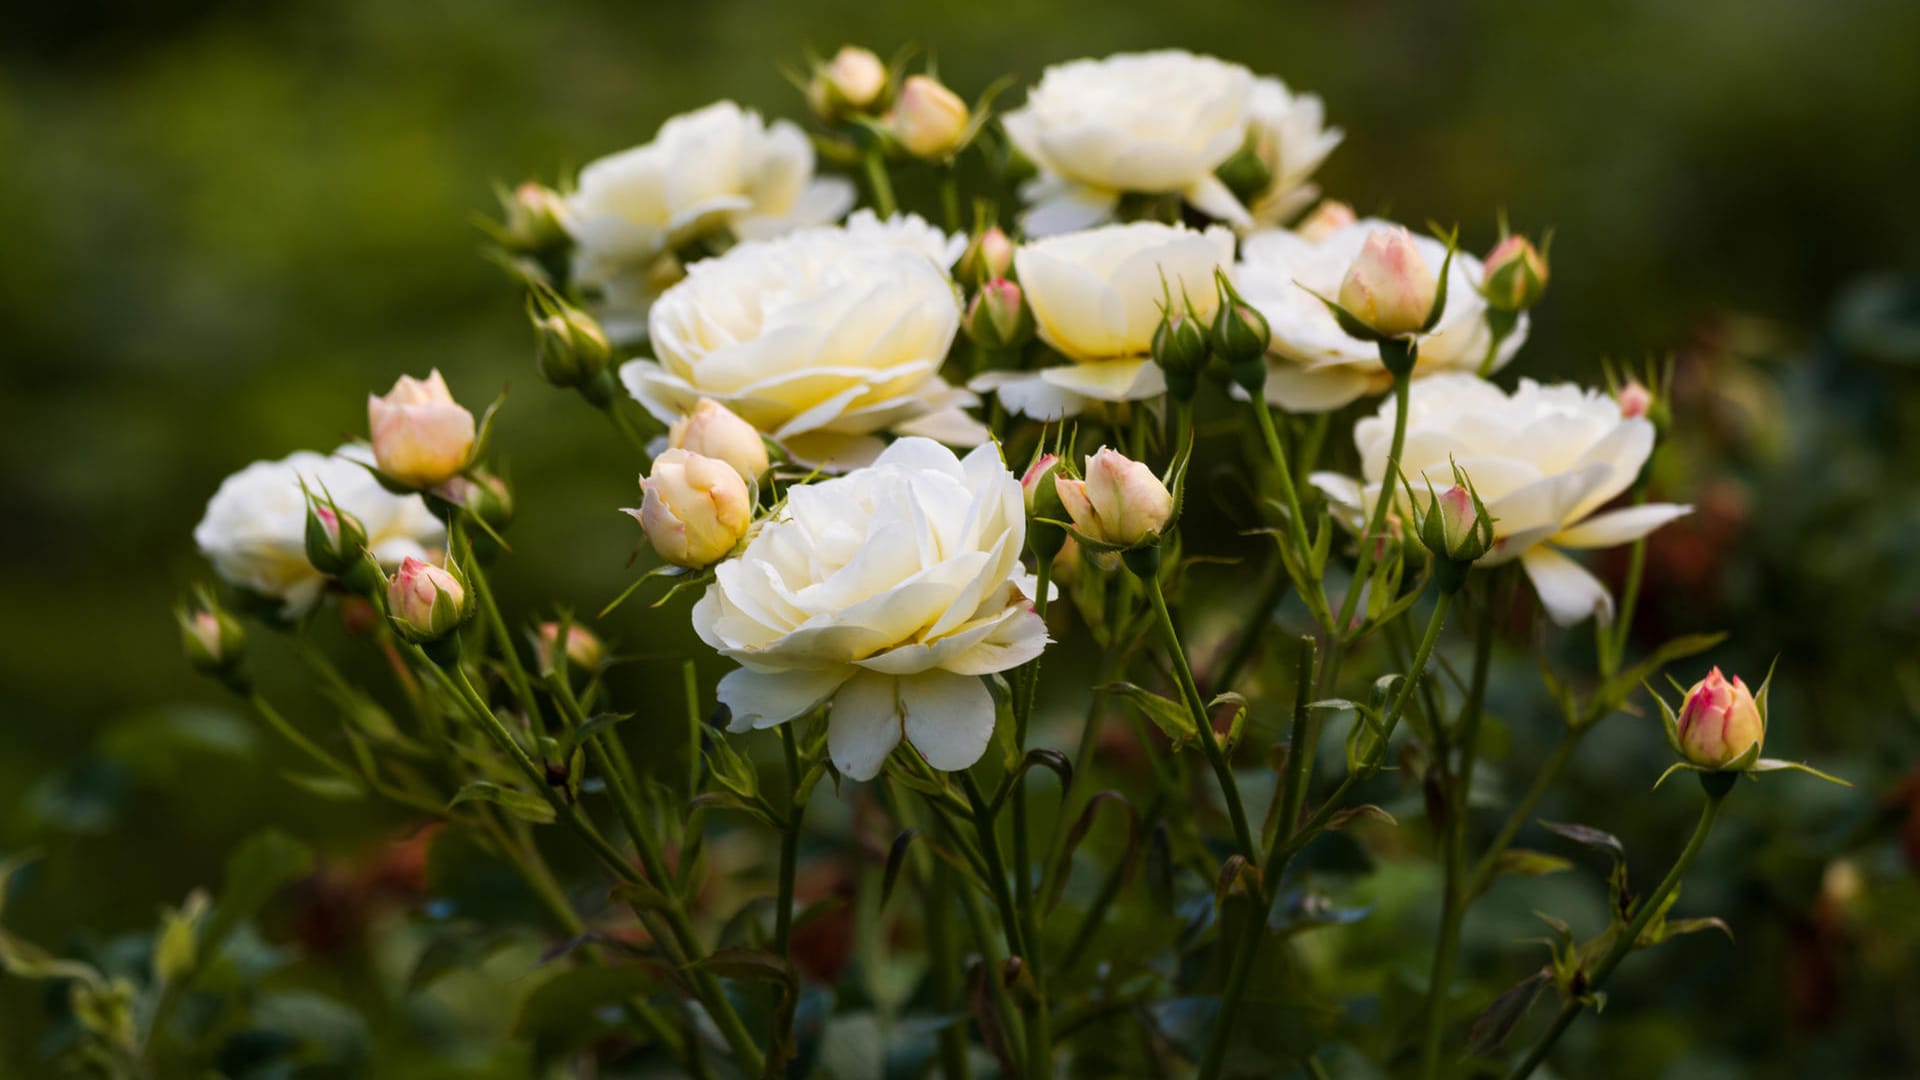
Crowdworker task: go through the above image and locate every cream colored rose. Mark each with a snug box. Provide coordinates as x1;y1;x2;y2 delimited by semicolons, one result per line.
1003;50;1254;236
695;439;1048;780
564;101;857;341
669;398;770;481
1310;374;1691;625
368;370;475;488
622;222;984;469
1056;447;1174;549
1243;78;1344;228
1235;218;1529;411
193;446;444;617
970;222;1234;419
628;449;754;568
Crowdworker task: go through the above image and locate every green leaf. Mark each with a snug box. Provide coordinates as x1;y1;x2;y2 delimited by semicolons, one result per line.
203;830;314;963
1596;632;1729;715
1539;820;1625;862
1323;804;1397;832
282;771;366;802
450;782;557;825
1490;849;1574;882
1466;969;1549;1057
1046;791;1140;912
1098;681;1197;747
1749;758;1853;787
882;830;920;908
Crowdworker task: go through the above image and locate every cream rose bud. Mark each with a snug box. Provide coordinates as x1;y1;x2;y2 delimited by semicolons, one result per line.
498;181;568;254
536;622;606;677
369;370;476;489
670;399;770;481
630;449;753;568
892;75;970;160
955;226;1015;289
1617;380;1653;419
1482;234;1550;312
964;279;1035;351
1056;448;1174;549
387;557;467;642
1677;667;1766;768
1296;200;1357;243
695;439;1048;781
1419;483;1491;568
811;46;888;119
1338;228;1439;339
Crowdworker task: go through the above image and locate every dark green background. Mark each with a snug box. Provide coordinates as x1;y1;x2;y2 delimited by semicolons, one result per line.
5;0;1920;1075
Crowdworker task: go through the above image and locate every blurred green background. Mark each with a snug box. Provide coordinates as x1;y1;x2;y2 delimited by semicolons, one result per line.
5;0;1920;1075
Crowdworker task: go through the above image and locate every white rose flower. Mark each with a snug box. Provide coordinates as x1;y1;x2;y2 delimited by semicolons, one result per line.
1243;77;1344;228
1003;50;1254;236
623;222;985;469
1310;374;1691;625
564;101;858;341
194;445;445;618
1236;218;1529;411
695;438;1049;780
970;222;1234;419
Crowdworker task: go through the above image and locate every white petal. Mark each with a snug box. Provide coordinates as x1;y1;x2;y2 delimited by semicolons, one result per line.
899;670;997;773
892;407;990;447
827;672;907;780
1038;359;1165;402
970;370;1089;420
717;666;851;732
1520;546;1615;627
1553;503;1692;549
1262;362;1381;412
1183;172;1253;228
1020;180;1121;237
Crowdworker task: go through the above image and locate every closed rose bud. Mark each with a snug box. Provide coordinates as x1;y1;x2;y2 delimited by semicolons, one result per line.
1022;453;1068;560
304;500;369;577
1209;269;1271;382
1338;227;1439;339
1055;447;1174;549
536;622;605;677
1617;380;1652;419
531;299;611;389
955;226;1015;289
1297;199;1357;243
436;468;514;531
891;75;970;160
499;181;568;254
368;370;476;489
1676;667;1765;769
1418;482;1492;580
628;449;752;568
810;45;888;120
1152;303;1211;384
670;398;769;482
964;278;1035;350
387;556;469;642
1481;234;1549;312
178;601;246;677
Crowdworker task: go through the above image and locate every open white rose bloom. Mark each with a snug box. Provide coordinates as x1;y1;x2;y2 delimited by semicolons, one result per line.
193;445;444;618
1243;77;1345;228
971;222;1233;419
695;438;1048;780
621;218;985;469
1236;219;1528;411
564;101;857;340
1311;375;1691;625
1004;50;1250;235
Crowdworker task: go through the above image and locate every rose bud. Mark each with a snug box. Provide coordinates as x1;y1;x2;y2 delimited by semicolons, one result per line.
536;622;606;677
955;226;1016;290
1676;667;1766;769
1417;480;1493;590
809;45;888;120
530;295;612;389
1055;447;1174;550
386;556;470;643
1152;300;1211;402
627;449;753;568
1297;199;1357;244
497;181;568;254
178;596;246;678
1481;233;1549;313
669;398;770;482
1021;453;1068;560
1210;269;1271;393
891;74;970;160
304;499;369;577
1617;379;1653;419
368;370;476;489
964;278;1036;351
1338;227;1440;339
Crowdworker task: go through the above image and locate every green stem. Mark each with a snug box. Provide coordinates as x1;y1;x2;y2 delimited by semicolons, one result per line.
940;169;961;232
1142;570;1256;861
1253;396;1331;627
1506;782;1729;1080
1600;489;1652;677
928;860;970;1080
863;146;898;217
464;555;543;733
1335;370;1412;638
1465;731;1579;900
959;769;1051;1080
246;693;357;782
602;400;654;463
774;723;804;959
1059;792;1165;972
1011;555;1053;1061
1210;561;1291;696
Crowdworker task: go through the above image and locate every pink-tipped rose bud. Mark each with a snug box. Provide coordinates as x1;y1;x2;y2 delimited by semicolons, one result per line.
368;370;476;489
891;74;970;160
499;181;568;253
178;602;245;676
809;45;888;120
964;278;1035;351
1055;447;1174;549
1338;227;1440;339
1676;667;1765;769
1297;199;1357;244
387;556;468;642
536;622;606;677
669;398;769;482
1617;380;1652;420
956;226;1015;289
1481;233;1549;312
628;449;753;568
